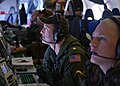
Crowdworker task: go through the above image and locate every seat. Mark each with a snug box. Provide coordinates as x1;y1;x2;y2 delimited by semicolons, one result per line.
112;8;120;16
102;9;112;19
70;9;94;49
84;9;94;20
81;9;95;33
88;20;100;36
70;16;81;40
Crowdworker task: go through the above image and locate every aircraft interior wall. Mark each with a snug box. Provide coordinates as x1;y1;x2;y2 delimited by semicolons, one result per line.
82;0;120;20
0;0;18;20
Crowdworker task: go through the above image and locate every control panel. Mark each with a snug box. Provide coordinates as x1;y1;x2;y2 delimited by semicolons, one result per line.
0;58;18;86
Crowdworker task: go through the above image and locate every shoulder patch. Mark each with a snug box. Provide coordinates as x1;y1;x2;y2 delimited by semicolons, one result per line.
69;55;81;62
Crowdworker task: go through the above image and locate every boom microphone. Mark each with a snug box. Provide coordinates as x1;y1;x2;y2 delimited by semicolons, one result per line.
40;37;56;44
90;51;115;60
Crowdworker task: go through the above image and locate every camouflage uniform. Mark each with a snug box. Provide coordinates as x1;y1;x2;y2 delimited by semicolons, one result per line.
86;61;105;86
87;61;120;86
41;35;89;86
103;67;120;86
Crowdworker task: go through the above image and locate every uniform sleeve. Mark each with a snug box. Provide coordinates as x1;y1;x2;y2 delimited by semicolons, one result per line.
62;57;87;86
40;47;52;84
61;46;89;86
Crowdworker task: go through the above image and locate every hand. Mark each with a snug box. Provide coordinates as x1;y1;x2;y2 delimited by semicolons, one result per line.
10;46;26;53
9;46;17;53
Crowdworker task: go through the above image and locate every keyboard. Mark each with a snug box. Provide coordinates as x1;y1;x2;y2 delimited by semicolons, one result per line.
19;74;36;84
18;83;50;86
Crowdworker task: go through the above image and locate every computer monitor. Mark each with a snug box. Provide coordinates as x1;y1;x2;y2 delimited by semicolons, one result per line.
0;58;18;86
1;63;8;74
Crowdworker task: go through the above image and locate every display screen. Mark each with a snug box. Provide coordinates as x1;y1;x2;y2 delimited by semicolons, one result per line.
1;64;7;74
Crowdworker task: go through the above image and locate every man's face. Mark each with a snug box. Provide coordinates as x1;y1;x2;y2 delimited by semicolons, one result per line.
90;19;120;65
40;23;55;44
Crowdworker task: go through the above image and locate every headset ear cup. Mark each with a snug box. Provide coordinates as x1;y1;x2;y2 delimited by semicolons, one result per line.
54;31;58;43
116;38;120;59
53;24;60;43
53;13;64;43
54;31;64;43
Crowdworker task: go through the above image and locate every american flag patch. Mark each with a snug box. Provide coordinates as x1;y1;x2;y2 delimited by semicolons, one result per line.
69;55;81;62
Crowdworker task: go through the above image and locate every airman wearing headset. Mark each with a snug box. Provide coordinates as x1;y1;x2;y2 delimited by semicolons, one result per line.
89;16;120;86
37;13;89;86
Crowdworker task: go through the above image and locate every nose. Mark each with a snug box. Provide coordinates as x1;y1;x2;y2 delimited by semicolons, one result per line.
40;27;44;34
89;38;98;49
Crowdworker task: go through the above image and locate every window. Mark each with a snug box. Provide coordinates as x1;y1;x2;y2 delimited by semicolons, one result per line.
92;4;104;20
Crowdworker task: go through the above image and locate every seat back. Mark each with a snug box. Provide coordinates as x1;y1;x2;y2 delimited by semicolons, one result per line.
102;9;112;19
112;8;120;16
88;20;100;36
82;9;95;33
84;9;94;20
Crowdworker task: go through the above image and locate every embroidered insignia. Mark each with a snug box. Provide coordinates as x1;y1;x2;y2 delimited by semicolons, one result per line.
75;70;86;77
69;55;81;62
72;47;76;50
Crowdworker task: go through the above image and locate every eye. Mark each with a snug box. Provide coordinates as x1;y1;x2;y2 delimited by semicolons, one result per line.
43;26;48;30
44;25;50;30
92;33;107;41
92;36;107;42
97;36;107;42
